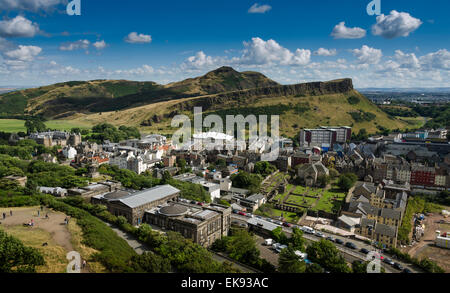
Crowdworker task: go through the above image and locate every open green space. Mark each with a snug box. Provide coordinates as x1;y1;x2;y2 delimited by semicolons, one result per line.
0;119;91;133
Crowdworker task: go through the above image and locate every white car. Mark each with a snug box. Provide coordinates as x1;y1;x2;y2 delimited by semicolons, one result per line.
315;231;325;238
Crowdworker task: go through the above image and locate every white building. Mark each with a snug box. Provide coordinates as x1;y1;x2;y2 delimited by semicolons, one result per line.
62;146;77;160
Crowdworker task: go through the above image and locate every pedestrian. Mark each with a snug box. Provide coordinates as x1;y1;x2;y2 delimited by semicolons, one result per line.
9;210;12;217
2;213;5;220
38;210;40;217
82;260;86;269
45;213;49;219
40;206;43;211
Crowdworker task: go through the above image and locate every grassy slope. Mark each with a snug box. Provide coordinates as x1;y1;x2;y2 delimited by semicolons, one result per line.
65;89;408;136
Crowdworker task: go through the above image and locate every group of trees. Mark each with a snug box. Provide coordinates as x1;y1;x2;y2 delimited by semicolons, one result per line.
24;118;47;134
231;171;262;194
85;123;141;143
337;173;358;191
254;161;277;178
212;229;276;273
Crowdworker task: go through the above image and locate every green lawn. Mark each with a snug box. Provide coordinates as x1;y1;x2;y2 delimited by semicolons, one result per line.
0;119;91;132
313;190;346;213
267;208;300;222
292;185;308;194
285;194;317;207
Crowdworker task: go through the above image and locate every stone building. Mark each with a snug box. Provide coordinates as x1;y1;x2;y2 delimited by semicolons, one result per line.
99;185;181;225
145;202;231;247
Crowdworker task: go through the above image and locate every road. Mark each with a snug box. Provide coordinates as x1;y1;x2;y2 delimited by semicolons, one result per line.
233;214;421;273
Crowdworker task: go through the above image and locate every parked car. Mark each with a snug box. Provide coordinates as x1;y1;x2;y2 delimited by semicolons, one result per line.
276;244;288;253
282;222;292;228
335;238;344;245
238;211;247;216
393;262;404;270
302;226;315;234
326;236;334;242
190;200;197;205
383;258;394;266
360;248;370;254
197;202;204;206
345;242;357;249
315;231;325;238
402;268;413;273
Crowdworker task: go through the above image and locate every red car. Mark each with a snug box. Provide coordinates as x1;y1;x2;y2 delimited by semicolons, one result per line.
238;211;247;216
197;202;204;206
283;222;292;228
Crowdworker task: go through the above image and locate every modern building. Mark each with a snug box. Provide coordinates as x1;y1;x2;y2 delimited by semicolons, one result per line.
299;126;351;148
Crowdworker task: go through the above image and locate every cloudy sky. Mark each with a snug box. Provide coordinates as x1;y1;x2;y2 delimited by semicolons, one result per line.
0;0;449;88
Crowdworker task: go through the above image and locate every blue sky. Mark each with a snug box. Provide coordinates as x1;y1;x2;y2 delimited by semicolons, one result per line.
0;0;449;87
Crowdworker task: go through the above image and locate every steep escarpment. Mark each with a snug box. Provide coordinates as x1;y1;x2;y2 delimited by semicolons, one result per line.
169;78;354;112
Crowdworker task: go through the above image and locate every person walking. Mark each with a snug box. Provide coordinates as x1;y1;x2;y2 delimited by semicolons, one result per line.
37;210;40;217
2;212;5;220
9;210;12;217
82;260;87;269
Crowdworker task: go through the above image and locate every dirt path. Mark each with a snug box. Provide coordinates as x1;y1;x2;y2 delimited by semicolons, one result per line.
0;206;74;252
0;206;91;273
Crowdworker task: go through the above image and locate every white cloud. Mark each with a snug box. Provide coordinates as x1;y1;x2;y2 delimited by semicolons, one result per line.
0;0;64;12
331;22;366;39
4;45;41;61
248;3;272;14
314;48;337;56
182;51;217;70
93;40;107;50
240;37;311;66
59;39;90;51
0;37;14;52
372;10;422;39
124;32;152;44
419;49;450;70
0;16;40;38
352;45;382;64
393;50;420;69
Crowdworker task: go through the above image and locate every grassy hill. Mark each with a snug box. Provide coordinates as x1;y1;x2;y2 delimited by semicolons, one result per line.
0;67;409;135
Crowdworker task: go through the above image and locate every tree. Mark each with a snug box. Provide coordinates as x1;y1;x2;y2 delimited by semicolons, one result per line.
278;245;306;273
225;230;260;265
306;263;324;273
351;260;367;273
317;175;330;188
130;252;171;273
337;173;357;191
291;227;306;252
0;230;45;273
254;161;276;177
306;239;351;273
270;227;289;245
231;171;262;194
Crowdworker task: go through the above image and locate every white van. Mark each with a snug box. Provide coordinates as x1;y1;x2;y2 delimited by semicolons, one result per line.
302;226;315;234
264;238;273;246
294;251;307;260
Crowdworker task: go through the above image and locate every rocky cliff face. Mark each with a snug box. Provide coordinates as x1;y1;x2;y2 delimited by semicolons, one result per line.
170;78;354;112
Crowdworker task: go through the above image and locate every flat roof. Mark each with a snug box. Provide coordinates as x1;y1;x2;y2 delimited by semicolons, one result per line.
113;184;180;209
